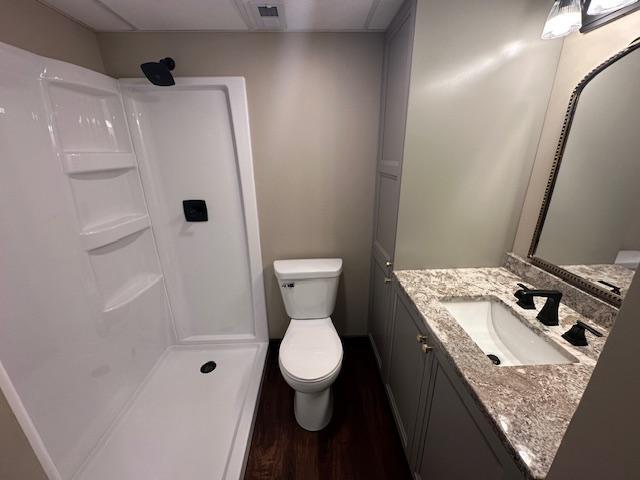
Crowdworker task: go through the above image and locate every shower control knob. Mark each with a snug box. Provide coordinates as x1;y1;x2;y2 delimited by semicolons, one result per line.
416;334;427;343
421;344;433;354
384;278;392;284
385;261;393;267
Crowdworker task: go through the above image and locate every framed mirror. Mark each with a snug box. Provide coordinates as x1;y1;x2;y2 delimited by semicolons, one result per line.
528;38;640;308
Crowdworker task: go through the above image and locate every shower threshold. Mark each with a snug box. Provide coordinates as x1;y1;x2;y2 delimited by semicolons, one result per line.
75;343;268;480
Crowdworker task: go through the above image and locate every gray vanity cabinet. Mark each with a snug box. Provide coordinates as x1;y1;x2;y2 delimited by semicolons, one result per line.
370;258;393;368
385;289;434;461
384;284;525;480
415;359;515;480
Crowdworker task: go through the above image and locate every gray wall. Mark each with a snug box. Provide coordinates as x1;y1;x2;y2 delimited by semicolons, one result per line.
394;0;562;269
513;10;640;257
98;32;384;338
0;390;46;480
0;0;104;72
548;271;640;479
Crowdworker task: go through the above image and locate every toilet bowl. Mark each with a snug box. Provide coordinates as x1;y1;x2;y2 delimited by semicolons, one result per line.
279;318;342;430
274;258;343;431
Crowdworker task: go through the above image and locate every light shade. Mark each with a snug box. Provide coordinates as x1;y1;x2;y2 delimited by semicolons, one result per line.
541;0;582;40
587;0;639;15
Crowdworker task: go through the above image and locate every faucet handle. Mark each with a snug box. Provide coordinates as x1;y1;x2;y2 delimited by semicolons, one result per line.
514;284;536;310
577;320;603;337
562;320;603;346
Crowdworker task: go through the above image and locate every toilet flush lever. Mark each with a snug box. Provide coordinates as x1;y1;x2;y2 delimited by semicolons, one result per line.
281;282;295;288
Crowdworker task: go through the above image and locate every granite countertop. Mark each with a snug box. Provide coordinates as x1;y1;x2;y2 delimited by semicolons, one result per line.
394;267;609;479
562;263;635;298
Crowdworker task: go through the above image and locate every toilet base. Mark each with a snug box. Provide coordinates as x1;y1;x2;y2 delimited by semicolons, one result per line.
294;387;333;431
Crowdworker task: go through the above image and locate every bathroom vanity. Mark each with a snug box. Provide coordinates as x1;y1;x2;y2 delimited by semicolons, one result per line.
374;258;611;479
367;30;640;480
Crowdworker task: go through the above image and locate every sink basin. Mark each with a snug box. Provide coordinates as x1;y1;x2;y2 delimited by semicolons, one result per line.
442;299;576;366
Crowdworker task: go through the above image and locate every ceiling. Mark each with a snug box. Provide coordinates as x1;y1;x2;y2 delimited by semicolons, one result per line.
40;0;405;32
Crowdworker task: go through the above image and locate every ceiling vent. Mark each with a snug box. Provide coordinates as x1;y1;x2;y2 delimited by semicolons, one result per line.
258;5;279;17
245;2;286;30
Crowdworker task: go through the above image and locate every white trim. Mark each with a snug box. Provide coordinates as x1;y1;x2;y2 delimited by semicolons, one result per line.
225;77;269;342
180;333;258;344
223;341;268;479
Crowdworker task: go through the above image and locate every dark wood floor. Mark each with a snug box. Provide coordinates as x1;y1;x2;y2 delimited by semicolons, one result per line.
244;337;412;480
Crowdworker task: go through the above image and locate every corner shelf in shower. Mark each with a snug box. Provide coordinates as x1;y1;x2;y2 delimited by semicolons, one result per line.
103;273;164;315
81;214;150;251
63;152;137;174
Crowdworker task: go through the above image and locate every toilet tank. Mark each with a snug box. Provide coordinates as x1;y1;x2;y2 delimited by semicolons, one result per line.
274;258;342;319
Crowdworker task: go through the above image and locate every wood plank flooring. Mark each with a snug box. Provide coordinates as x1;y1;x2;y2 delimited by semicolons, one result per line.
244;337;412;480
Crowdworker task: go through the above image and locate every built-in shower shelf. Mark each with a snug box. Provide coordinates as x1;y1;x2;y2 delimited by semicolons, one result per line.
103;273;163;315
81;214;150;251
63;152;137;174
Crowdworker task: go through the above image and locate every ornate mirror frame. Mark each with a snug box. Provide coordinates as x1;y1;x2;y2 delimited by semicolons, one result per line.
528;38;640;308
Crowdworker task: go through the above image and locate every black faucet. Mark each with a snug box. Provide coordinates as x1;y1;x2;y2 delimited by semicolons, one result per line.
514;283;563;326
562;320;603;346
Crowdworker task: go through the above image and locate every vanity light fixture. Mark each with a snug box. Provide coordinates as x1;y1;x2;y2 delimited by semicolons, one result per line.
587;0;639;15
541;0;582;39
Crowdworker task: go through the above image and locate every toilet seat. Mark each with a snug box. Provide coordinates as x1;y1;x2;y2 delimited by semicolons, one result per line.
279;318;342;382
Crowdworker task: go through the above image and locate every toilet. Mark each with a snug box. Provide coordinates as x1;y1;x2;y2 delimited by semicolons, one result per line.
274;258;343;431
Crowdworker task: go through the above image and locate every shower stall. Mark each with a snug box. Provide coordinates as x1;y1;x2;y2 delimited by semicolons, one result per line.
0;42;268;480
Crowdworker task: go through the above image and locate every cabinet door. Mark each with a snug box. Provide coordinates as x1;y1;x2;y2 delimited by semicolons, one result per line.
369;258;393;369
368;2;415;374
386;290;432;458
371;2;414;273
417;361;505;480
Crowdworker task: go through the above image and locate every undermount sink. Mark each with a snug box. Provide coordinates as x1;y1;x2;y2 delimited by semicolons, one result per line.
442;299;576;367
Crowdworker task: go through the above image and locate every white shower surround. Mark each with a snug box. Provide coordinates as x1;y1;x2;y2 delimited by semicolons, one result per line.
119;77;268;344
75;343;267;480
0;41;267;480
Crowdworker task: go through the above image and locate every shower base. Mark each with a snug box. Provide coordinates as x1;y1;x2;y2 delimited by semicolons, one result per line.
75;343;268;480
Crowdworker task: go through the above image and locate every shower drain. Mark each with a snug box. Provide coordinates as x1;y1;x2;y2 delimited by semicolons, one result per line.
487;354;501;365
200;361;217;374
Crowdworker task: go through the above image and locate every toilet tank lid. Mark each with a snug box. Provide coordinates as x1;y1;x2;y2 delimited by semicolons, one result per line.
274;258;343;280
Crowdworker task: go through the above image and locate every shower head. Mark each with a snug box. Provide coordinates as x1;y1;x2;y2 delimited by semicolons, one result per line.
140;57;176;86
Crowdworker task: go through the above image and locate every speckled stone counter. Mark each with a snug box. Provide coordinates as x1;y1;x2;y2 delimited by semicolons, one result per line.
563;263;635;298
394;267;610;479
